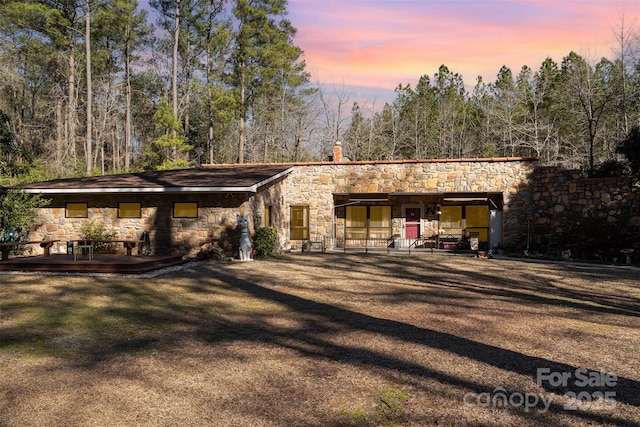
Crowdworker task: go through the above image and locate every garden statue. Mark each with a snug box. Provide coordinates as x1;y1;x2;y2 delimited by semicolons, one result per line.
236;214;253;261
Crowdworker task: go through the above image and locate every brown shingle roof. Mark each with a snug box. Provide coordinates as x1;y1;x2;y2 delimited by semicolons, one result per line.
21;165;294;194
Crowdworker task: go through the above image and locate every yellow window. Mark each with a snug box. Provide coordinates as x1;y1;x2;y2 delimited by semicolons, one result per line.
346;205;392;239
173;202;198;218
346;206;367;239
346;206;367;227
440;206;462;228
466;205;489;241
466;205;489;227
369;206;391;239
290;206;309;240
66;202;88;218
440;206;462;237
119;202;141;218
264;205;272;227
369;206;391;228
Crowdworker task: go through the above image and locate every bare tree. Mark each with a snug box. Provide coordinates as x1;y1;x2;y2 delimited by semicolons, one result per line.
560;52;616;174
315;81;353;157
612;14;636;136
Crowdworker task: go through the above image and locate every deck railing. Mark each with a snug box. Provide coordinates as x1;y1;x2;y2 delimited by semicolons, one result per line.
313;236;441;254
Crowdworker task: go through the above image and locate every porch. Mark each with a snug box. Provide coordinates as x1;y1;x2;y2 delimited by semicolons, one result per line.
329;191;504;252
0;254;186;275
302;236;484;256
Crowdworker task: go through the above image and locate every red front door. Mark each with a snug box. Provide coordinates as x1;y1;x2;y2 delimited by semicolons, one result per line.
405;208;421;239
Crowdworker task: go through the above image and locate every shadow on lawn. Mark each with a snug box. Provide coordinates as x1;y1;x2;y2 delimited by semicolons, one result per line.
1;255;639;426
298;254;640;319
199;263;640;427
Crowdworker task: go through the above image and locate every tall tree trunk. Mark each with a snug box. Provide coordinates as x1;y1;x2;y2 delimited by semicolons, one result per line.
124;21;132;171
67;43;77;164
206;58;214;164
238;66;245;164
85;0;93;174
55;95;64;169
183;40;191;164
263;123;269;163
172;0;179;154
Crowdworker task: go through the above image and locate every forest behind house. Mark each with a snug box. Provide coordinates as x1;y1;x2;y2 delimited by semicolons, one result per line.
1;0;640;184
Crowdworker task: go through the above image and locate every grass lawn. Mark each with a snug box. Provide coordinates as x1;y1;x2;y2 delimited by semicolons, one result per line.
0;253;639;426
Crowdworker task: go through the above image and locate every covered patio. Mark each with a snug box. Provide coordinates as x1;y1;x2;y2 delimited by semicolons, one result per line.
330;191;504;252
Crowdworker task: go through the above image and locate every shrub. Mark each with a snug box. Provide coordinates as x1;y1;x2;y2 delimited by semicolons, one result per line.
592;159;630;178
254;227;277;257
562;217;630;261
80;221;118;254
617;125;640;182
0;187;49;236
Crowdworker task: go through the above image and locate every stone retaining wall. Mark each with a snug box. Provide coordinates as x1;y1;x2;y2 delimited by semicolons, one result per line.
516;167;640;251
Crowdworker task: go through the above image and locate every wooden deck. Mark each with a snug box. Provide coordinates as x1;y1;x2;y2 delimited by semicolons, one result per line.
0;254;186;275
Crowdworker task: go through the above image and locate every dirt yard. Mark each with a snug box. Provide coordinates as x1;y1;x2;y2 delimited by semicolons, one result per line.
0;253;638;426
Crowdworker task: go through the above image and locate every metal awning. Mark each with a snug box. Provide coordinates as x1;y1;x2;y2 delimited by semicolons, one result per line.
333;191;503;209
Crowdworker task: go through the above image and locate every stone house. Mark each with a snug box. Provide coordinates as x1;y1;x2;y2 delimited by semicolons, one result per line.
22;149;542;256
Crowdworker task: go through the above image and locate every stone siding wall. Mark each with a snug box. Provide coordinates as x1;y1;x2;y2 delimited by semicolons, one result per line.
31;193;256;256
28;161;638;257
280;160;536;248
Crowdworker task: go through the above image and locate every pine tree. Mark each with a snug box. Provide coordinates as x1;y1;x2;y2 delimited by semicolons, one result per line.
229;0;309;163
148;98;193;170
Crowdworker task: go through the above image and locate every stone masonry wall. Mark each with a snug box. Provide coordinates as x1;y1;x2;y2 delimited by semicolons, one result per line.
28;160;638;257
280;159;536;248
506;166;640;251
31;193;257;257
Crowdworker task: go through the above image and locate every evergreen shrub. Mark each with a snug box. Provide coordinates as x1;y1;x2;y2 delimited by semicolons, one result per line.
254;227;277;257
562;217;631;261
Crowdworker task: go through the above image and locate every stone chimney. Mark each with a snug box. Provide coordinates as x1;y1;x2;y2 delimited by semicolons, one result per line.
332;142;343;163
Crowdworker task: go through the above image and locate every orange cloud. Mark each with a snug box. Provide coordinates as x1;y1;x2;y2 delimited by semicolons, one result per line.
290;0;640;90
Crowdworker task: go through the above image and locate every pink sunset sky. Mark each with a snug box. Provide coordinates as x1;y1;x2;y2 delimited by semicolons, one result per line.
287;0;640;92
